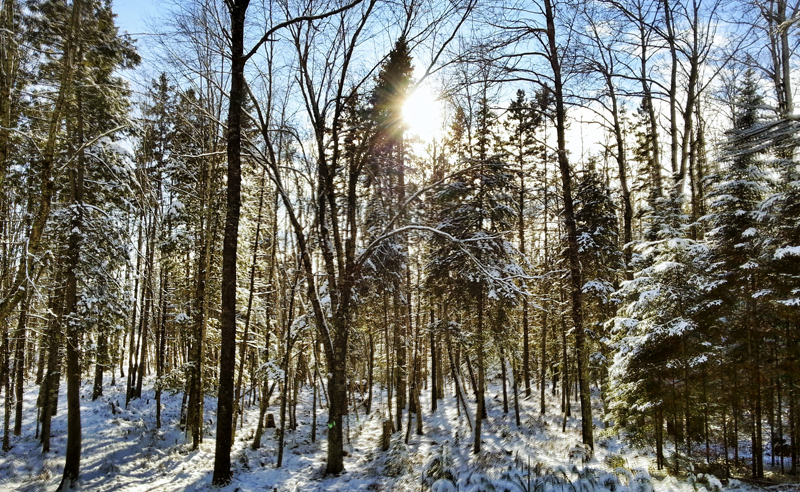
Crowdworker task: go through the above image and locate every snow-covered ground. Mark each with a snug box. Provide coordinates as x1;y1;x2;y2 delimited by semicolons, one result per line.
0;375;779;491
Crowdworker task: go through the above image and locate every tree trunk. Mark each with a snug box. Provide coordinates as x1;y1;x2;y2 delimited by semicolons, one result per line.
638;25;662;201
311;360;318;443
276;277;297;468
12;285;28;435
544;0;593;449
212;1;247;483
540;157;549;415
394;291;406;433
156;275;168;429
655;405;664;470
92;327;107;400
134;219;155;400
187;210;213;448
430;308;437;413
510;359;521;426
662;0;679;181
520;159;531;396
59;71;87;491
500;348;509;414
0;0;17;191
326;333;348;474
39;266;65;453
607;79;632;280
126;223;142;407
473;286;484;455
447;328;473;431
367;332;374;415
235;170;266;423
778;0;793;115
540;307;548;415
2;318;10;451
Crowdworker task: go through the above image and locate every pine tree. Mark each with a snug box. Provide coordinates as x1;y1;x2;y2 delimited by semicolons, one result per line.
610;193;708;471
574;165;622;402
705;70;769;478
6;0;140;486
427;118;522;452
503;89;543;397
367;36;414;432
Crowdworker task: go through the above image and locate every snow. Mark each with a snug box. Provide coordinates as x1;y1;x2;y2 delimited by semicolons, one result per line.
775;246;800;259
100;137;136;160
166;200;185;217
0;375;772;492
739;261;759;270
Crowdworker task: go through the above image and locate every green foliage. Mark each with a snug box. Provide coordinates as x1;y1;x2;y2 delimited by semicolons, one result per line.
427;158;522;301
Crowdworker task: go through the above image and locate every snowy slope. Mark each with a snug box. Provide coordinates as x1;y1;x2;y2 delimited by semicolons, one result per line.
0;376;776;492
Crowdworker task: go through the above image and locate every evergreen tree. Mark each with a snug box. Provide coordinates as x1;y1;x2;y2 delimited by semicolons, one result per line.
427;136;522;453
574;165;622;400
705;70;770;478
502;89;544;397
762;105;800;476
610;193;708;471
365;36;415;432
18;0;139;487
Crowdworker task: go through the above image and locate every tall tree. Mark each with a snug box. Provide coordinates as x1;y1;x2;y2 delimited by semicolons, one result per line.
574;166;622;402
543;0;594;449
705;70;769;478
212;0;374;482
503;89;542;397
367;36;414;433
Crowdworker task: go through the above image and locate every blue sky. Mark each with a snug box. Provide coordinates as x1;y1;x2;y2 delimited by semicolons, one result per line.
114;0;161;37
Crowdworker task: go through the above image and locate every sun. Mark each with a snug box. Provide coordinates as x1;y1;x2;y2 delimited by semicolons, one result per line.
402;83;443;142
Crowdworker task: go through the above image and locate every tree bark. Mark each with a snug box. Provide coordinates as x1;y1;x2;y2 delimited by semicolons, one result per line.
156;275;168;429
606;76;632;280
544;0;593;449
637;14;662;200
326;330;348;474
125;223;142;408
430;308;437;413
39;265;65;452
59;63;87;490
134;219;155;400
473;286;484;455
662;0;679;181
2;314;10;451
212;0;247;484
0;0;17;191
12;285;28;435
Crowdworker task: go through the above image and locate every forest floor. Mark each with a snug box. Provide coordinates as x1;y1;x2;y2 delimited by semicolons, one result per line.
0;374;792;491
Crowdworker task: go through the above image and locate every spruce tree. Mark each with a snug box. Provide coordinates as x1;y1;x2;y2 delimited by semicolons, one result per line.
610;193;708;470
427;104;522;452
705;69;769;478
574;165;622;402
367;36;414;432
